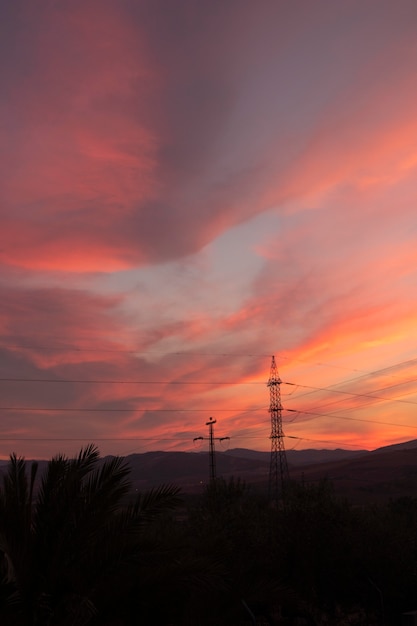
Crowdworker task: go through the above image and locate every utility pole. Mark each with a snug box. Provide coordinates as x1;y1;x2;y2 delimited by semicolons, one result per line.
268;356;289;502
194;417;230;484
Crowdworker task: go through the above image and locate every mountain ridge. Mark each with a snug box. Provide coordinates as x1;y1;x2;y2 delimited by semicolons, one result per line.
2;440;417;503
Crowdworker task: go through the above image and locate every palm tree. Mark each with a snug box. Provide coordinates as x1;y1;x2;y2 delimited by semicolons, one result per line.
0;444;181;626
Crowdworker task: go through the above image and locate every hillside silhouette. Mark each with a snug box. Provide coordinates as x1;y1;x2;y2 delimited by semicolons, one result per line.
2;440;416;503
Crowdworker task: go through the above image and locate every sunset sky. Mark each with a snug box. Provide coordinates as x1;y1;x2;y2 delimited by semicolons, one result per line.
1;0;417;459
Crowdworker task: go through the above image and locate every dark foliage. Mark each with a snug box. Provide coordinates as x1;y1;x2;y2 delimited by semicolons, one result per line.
1;448;417;625
0;445;181;626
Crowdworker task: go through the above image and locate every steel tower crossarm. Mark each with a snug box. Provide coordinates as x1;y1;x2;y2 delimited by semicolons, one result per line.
193;418;230;485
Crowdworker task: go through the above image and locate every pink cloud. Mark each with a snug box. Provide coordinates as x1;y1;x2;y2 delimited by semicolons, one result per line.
0;1;415;274
0;1;157;271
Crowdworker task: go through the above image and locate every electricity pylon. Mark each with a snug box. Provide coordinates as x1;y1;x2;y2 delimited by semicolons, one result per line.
194;417;230;483
268;356;289;502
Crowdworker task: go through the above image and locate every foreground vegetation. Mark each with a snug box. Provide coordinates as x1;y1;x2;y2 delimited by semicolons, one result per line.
0;446;416;625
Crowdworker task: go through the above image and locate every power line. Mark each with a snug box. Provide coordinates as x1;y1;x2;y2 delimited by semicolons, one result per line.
286;435;366;449
283;377;417;420
0;391;415;425
1;375;417;408
0;418;411;452
0;434;367;448
0;344;272;357
2;341;416;381
0;406;266;413
0;438;180;442
285;407;417;430
0;355;416;448
283;380;417;407
0;377;265;385
283;358;417;402
0;424;389;452
0;437;190;442
0;397;415;424
2;375;412;405
0;355;414;392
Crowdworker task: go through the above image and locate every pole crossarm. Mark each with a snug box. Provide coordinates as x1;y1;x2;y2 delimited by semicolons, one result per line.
193;417;230;483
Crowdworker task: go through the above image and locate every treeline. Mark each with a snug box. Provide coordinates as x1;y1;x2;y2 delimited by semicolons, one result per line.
0;446;416;625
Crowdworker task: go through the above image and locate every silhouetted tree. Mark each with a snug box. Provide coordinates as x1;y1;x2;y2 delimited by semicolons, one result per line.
0;444;181;626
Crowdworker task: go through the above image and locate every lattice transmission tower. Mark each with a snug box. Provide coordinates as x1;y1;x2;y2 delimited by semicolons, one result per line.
268;355;289;502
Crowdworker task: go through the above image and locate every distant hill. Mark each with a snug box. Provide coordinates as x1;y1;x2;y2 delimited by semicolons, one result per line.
121;441;417;502
369;438;417;454
1;441;417;503
224;447;366;466
124;450;270;492
291;440;417;504
121;446;368;492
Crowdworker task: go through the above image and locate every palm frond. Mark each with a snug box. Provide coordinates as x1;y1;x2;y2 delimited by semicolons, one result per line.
3;454;28;510
36;455;68;508
82;455;132;512
0;456;34;553
129;483;182;523
71;444;100;477
28;461;38;501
